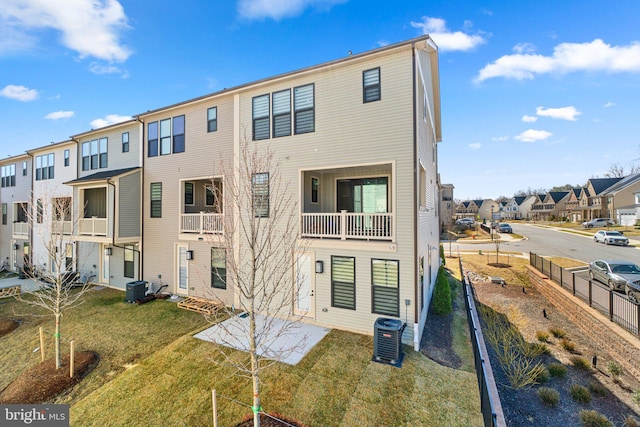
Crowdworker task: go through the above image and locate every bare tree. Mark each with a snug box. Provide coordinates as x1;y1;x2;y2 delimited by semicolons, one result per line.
604;162;639;178
492;229;502;264
205;137;309;427
18;189;93;369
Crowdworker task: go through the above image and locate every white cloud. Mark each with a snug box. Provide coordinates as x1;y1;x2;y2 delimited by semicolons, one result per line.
469;143;482;149
237;0;347;20
0;0;131;62
513;43;536;54
604;101;616;108
45;110;74;120
536;106;581;121
514;129;552;143
410;17;485;52
492;136;508;142
0;84;39;101
90;114;132;128
522;115;538;123
89;62;128;77
475;39;640;82
376;40;389;48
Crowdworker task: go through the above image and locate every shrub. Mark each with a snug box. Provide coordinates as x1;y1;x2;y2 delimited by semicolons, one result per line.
439;244;445;266
561;338;577;353
624;415;639;427
570;356;591;371
537;386;559;407
431;267;452;315
536;368;550;384
536;331;550;342
527;342;551;357
549;327;566;338
548;363;568;378
632;389;640;406
578;409;613;427
587;382;608;397
607;361;624;381
570;384;592;403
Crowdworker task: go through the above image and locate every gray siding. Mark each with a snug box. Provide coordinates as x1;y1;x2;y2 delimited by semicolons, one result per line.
77;121;141;179
119;171;141;238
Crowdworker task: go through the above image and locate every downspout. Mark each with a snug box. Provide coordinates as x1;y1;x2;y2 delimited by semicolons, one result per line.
411;41;420;351
137;117;145;283
107;179;116;287
27;151;34;273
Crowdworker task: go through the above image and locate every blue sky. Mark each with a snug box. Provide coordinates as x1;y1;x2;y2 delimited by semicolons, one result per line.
1;0;639;200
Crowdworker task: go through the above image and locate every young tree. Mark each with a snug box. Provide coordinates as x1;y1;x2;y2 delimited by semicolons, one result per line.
206;137;309;427
18;189;93;369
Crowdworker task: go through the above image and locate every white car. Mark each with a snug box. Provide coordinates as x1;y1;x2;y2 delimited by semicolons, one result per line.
455;218;474;226
582;218;613;228
593;230;628;246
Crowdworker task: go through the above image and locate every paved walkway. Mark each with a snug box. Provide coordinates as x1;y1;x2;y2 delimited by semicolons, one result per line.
0;275;42;293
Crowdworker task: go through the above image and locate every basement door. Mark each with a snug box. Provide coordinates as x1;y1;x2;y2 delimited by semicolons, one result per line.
294;252;315;319
176;244;189;296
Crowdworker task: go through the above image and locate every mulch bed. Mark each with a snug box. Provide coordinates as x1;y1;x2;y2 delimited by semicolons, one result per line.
0;351;99;404
0;319;20;337
235;413;305;427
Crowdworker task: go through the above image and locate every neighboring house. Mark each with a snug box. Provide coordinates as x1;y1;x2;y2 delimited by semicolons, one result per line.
455;200;480;220
0;154;31;271
140;35;442;349
503;195;536;220
439;181;454;227
580;177;623;221
530;191;569;221
476;199;500;222
616;190;640;227
564;188;583;222
27;141;77;276
65;120;143;289
601;173;640;223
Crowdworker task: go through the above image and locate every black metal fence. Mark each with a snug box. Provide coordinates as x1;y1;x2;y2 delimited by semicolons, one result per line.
460;258;506;427
530;252;640;337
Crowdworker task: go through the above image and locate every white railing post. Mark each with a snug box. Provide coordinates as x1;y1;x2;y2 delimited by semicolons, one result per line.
340;210;347;240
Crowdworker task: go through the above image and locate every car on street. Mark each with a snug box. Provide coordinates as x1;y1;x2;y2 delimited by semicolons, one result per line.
497;223;512;233
593;230;628;246
588;259;640;302
582;218;613;228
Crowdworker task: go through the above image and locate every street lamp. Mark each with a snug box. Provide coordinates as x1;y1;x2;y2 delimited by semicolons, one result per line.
490;206;494;241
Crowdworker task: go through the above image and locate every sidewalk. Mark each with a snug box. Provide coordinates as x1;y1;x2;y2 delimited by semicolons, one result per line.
0;275;42;293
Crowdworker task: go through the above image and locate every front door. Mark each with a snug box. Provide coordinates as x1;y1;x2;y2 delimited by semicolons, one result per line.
294;252;315;318
176;244;189;296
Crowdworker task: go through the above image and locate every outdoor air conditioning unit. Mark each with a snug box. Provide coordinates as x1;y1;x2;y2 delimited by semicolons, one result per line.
125;281;148;303
373;317;406;367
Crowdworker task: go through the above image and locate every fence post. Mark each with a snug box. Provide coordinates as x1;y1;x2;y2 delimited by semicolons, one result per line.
609;291;614;322
70;340;75;378
637;304;640;339
39;327;45;362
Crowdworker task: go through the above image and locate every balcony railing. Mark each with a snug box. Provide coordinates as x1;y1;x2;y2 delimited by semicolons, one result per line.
181;212;223;234
52;221;72;235
79;217;107;236
12;222;29;237
301;211;393;241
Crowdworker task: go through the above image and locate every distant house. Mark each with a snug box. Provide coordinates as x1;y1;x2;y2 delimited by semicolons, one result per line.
580;177;624;221
455;200;480;220
439;181;454;227
530;191;569;221
503;195;535;220
455;199;499;222
563;188;583;222
601;173;640;223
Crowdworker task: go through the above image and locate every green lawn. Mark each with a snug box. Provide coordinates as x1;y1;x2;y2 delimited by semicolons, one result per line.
1;286;482;426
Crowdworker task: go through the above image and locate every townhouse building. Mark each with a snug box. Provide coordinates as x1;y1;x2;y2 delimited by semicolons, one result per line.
0;154;31;271
65;120;143;289
439;182;454;227
530;191;569;221
139;35;442;348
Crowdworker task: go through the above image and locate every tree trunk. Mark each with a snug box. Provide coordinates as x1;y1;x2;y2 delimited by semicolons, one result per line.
250;313;260;427
55;312;61;369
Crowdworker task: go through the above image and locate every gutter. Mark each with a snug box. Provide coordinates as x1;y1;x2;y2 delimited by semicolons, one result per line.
412;40;420;352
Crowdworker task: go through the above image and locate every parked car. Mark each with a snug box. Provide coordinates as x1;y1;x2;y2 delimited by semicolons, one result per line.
497;223;512;233
588;260;640;301
455;218;474;226
582;218;613;228
593;230;628;246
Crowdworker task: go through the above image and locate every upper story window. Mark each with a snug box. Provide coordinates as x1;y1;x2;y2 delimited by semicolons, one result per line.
1;164;16;187
252;172;269;218
35;154;54;180
148;116;185;156
294;84;314;134
122;132;129;153
363;68;381;103
273;89;291;138
64;149;70;167
207;107;217;132
252;94;270;141
82;138;107;171
22;161;27;176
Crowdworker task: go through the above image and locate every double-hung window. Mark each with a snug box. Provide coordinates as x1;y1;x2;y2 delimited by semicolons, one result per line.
252;173;269;218
1;203;6;225
82;139;107;170
99;137;107;168
331;256;355;310
150;183;162;218
35;154;54;180
173;115;185;153
22;161;27;176
122;132;129;152
252;94;270;140
371;259;399;316
1;164;16;187
294;84;314;134
272;89;291;137
207;107;217;132
211;248;226;289
64;149;70;167
160;119;171;155
363;68;381;103
148;122;159;157
184;182;194;205
124;244;135;278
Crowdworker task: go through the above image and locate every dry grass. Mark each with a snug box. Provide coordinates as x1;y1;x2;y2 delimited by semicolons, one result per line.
546;257;587;269
457;253;531;286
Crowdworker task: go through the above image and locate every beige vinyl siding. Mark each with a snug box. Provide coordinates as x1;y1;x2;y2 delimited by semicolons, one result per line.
0;155;32;270
77;122;141;178
142;95;235;300
118;171;141;238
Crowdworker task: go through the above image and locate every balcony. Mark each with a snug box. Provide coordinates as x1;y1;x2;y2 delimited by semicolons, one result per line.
12;222;29;238
181;212;223;234
301;211;393;241
79;216;107;236
52;220;73;235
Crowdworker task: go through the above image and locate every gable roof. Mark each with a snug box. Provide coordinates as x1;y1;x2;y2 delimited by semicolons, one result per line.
601;173;640;194
588;177;623;195
547;191;569;203
514;196;526;205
